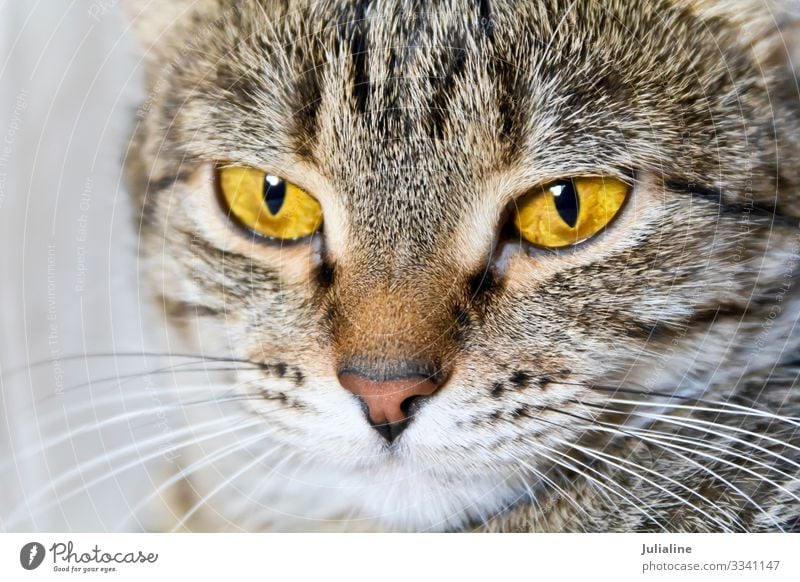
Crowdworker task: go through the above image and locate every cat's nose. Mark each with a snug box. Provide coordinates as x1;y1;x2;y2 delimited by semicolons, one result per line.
337;371;441;443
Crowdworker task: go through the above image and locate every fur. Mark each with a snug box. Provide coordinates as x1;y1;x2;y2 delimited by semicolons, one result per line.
125;0;800;531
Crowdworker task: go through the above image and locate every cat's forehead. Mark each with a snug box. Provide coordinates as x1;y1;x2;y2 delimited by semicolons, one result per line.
160;0;758;210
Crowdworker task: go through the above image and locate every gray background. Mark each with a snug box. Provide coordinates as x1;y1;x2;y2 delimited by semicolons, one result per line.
0;0;163;531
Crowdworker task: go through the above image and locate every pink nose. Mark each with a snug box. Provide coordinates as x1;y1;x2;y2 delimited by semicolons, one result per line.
338;372;441;441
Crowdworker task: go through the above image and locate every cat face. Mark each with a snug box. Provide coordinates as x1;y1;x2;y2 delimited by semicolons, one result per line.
128;0;800;529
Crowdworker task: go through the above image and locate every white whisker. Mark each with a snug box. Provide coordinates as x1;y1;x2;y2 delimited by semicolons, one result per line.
552;437;738;531
6;416;263;527
171;446;291;532
113;430;272;531
530;442;668;532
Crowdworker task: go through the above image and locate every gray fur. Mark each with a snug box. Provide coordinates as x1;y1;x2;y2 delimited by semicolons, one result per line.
126;0;800;531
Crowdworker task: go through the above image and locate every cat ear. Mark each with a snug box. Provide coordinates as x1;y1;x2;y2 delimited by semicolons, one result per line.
685;0;800;73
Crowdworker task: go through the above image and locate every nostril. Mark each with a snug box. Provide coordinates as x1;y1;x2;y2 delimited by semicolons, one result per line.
401;395;428;420
352;395;410;444
354;394;370;419
337;368;444;444
339;373;439;419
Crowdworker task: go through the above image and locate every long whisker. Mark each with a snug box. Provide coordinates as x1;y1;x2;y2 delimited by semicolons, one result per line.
1;351;269;380
601;426;791;531
576;400;800;471
622;425;800;505
616;420;800;498
527;413;676;531
3;389;262;469
508;445;621;529
575;380;796;420
601;397;800;426
514;475;542;531
539;408;745;530
236;449;325;532
511;456;600;527
231;446;303;532
31;382;239;430
545;407;785;529
114;430;272;531
171;446;293;532
6;414;264;526
526;442;669;532
553;436;739;532
30;362;262;407
577;406;799;483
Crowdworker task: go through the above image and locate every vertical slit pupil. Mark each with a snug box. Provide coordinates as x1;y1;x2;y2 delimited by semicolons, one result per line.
552;179;579;227
263;175;286;215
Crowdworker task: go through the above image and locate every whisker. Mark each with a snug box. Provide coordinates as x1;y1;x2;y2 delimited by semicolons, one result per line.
114;430;272;531
602;397;800;426
31;362;262;407
3;389;263;470
234;449;311;532
553;437;739;532
512;456;600;527
539;408;743;530
578;406;800;484
516;474;542;524
527;442;668;532
1;351;269;380
171;446;292;532
544;407;784;530
606;427;791;531
574;400;800;471
31;382;237;430
6;415;264;526
575;381;794;419
617;423;800;503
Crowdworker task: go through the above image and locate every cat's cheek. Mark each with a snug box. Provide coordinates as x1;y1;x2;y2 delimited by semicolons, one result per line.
239;373;385;461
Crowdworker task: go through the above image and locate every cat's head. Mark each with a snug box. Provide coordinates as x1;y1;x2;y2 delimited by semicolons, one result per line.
126;0;800;529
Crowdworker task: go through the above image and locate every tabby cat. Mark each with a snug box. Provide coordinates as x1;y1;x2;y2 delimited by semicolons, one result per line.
125;0;800;531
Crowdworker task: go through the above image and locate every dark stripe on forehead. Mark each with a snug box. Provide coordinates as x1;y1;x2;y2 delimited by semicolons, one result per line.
484;26;522;149
426;37;469;140
344;0;372;115
289;38;325;161
478;0;493;38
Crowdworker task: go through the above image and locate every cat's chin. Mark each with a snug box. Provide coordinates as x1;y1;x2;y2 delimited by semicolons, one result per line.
174;432;532;532
342;462;530;532
250;436;532;531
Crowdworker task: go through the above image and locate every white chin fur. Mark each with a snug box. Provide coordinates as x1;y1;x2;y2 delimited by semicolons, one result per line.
173;430;526;532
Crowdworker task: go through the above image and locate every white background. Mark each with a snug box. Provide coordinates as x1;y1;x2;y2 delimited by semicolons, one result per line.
1;533;799;581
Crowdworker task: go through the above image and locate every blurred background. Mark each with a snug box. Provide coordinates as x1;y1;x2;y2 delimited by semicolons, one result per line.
0;0;172;531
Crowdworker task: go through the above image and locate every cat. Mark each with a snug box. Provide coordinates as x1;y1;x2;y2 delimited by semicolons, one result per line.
124;0;800;532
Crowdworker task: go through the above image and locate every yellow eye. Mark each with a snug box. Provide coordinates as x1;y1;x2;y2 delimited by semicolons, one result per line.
512;176;629;248
218;166;323;241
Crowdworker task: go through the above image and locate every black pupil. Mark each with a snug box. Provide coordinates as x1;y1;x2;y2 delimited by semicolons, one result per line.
552;179;579;227
263;175;286;215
